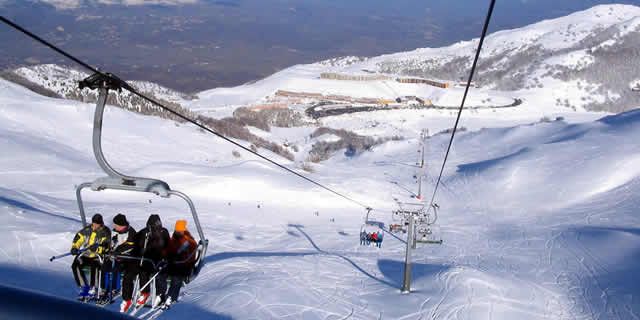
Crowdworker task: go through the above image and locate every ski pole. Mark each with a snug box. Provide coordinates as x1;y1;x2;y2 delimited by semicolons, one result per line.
49;252;72;262
49;248;88;262
136;262;166;294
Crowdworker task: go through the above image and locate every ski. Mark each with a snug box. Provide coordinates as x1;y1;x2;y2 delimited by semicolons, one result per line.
137;303;163;319
95;293;121;308
145;307;167;320
129;304;147;317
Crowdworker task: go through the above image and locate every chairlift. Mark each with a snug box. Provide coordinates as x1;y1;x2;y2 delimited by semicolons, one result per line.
415;203;443;245
390;210;408;233
74;73;209;280
359;208;385;247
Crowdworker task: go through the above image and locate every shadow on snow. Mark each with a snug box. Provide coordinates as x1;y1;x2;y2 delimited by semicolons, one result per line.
0;194;80;224
0;264;233;319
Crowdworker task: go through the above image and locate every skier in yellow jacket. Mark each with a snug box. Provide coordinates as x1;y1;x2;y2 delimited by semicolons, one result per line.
70;213;111;301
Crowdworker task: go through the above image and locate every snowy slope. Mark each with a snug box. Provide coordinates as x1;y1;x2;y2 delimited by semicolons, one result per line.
1;68;639;320
1;4;639;319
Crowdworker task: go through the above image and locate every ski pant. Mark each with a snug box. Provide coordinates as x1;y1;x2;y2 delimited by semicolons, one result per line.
102;260;137;300
167;274;186;301
72;256;101;288
101;259;119;292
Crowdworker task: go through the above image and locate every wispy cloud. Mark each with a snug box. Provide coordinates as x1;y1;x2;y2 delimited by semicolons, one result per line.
33;0;199;10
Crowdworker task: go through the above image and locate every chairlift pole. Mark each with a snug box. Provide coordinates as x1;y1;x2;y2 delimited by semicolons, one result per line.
416;129;428;200
402;213;415;293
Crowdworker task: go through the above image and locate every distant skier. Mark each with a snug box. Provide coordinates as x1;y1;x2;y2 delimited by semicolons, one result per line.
100;213;136;311
376;231;383;248
360;230;367;245
70;213;111;301
370;232;378;246
133;214;170;309
165;219;198;309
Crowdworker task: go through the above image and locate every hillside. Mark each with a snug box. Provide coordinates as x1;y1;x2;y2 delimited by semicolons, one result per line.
1;5;639;319
1;73;639;318
189;4;640;115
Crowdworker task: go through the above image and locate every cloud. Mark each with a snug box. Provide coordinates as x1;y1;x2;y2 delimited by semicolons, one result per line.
33;0;199;10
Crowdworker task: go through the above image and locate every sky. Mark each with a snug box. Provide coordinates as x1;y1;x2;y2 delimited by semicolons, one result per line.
1;0;639;91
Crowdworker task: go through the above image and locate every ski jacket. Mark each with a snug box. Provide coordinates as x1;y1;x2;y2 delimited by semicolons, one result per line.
371;233;378;241
112;226;136;256
167;230;198;276
134;215;170;264
71;225;111;259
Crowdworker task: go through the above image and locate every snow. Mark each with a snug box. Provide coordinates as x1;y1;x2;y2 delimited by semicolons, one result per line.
186;4;640;120
2;4;640;319
542;50;594;71
2;63;640;320
14;64;194;106
347;4;640;68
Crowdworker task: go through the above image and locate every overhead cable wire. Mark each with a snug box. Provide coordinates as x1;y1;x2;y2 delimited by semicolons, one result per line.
426;0;497;212
0;15;372;211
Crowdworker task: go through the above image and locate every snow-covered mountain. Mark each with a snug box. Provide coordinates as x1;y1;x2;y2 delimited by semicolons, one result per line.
185;4;639;115
2;64;196;121
352;4;640;113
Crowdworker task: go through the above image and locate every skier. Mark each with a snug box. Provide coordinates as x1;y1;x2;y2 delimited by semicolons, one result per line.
164;219;198;308
70;213;111;301
376;231;383;248
100;213;136;311
133;214;170;309
360;230;367;245
370;231;378;246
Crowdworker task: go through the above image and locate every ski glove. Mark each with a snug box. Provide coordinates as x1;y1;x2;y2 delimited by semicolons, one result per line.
157;259;168;270
71;248;79;255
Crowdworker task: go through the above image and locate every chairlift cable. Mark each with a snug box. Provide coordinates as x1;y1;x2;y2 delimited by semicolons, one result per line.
0;15;372;211
426;0;496;212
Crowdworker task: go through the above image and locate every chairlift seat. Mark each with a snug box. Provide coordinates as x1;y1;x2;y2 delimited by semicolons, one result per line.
89;177;171;197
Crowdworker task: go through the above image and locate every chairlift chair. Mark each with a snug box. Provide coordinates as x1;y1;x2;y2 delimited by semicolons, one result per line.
74;73;209;279
415;203;443;245
390;210;408;233
359;208;385;246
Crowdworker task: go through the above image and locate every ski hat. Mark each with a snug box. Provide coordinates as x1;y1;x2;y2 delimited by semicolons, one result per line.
113;213;128;227
174;220;187;232
146;214;162;229
92;213;104;225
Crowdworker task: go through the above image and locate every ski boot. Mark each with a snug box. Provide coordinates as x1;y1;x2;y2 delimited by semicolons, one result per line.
152;295;164;309
86;286;97;301
77;285;90;302
120;299;133;313
136;292;150;308
161;297;173;310
96;290;111;306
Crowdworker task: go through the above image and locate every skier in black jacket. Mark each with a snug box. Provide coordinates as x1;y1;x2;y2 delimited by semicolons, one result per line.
133;214;170;308
99;214;137;311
